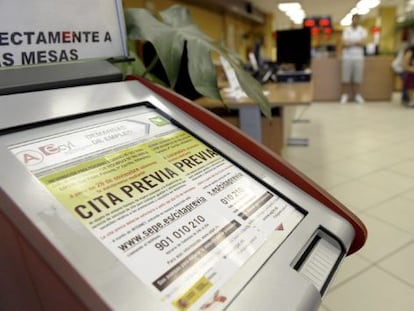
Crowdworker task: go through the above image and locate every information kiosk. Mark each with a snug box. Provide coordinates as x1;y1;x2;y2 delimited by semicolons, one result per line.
0;76;367;311
0;1;366;310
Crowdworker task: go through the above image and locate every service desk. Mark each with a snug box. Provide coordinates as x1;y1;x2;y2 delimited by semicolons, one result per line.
312;56;393;101
195;82;313;154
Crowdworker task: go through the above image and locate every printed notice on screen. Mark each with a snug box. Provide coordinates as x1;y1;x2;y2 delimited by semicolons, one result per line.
9;108;304;310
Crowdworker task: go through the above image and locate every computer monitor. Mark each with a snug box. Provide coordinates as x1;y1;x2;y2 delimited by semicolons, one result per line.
276;28;311;71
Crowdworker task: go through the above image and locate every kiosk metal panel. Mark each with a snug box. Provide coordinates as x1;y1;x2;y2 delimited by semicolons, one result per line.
0;81;355;311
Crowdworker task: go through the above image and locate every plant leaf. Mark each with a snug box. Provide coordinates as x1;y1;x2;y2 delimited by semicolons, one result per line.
159;5;212;43
115;40;167;86
186;38;221;100
213;46;271;117
234;65;271;117
125;5;271;116
125;8;183;87
126;40;146;75
158;5;220;100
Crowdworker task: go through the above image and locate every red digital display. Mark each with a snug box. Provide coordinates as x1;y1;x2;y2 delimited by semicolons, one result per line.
319;18;331;27
311;27;320;35
304;19;315;27
304;16;331;29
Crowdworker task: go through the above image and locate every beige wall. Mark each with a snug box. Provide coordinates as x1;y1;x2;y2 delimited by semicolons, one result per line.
122;0;274;62
378;6;396;54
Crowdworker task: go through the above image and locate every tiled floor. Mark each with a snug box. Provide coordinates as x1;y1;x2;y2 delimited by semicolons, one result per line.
281;94;414;311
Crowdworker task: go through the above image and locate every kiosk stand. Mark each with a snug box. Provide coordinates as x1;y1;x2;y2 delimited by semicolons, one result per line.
0;1;366;310
0;70;366;311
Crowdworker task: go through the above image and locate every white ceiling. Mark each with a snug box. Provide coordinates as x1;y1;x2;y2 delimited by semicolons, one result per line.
249;0;406;29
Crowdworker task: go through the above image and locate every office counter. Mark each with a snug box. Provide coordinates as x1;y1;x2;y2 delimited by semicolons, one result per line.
312;56;393;101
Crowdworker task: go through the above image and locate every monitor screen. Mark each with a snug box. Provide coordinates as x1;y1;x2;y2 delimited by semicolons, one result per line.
276;28;311;71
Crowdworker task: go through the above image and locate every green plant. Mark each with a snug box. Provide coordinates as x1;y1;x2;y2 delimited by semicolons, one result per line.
123;5;271;117
395;18;414;31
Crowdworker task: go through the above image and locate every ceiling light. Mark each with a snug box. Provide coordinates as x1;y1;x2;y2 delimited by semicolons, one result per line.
340;14;353;26
357;0;380;10
355;7;370;15
277;2;306;25
286;9;305;19
341;0;379;25
277;2;302;12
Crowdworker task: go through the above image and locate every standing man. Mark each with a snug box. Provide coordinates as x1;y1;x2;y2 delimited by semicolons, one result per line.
340;14;367;104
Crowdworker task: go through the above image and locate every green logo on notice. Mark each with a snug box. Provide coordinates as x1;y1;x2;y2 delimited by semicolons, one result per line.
149;116;169;126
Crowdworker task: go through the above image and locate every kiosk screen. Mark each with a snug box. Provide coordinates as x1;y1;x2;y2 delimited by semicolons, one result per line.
8;104;305;310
